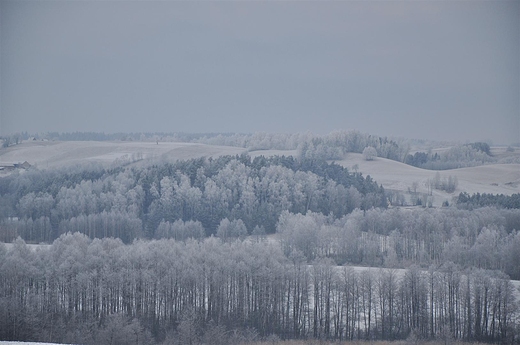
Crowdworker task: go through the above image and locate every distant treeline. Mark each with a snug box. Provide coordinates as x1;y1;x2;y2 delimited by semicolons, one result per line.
18;130;516;169
37;131;226;142
0;234;517;344
198;133;503;169
457;192;520;209
30;130;409;161
404;143;496;170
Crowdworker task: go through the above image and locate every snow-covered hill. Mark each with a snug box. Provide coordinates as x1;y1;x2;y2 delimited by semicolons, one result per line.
335;153;520;206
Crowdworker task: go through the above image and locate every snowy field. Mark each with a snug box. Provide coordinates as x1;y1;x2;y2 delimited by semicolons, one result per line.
0;141;300;171
0;140;247;170
335;153;520;206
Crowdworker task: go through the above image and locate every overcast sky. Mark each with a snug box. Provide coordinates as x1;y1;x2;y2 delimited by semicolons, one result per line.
1;1;519;144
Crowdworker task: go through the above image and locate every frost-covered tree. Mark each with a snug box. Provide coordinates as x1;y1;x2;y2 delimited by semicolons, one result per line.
363;146;378;161
216;218;247;241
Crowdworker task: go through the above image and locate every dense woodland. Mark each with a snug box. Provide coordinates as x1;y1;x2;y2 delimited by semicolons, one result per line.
0;155;386;243
1;142;520;344
0;234;517;344
276;208;520;280
0;155;519;276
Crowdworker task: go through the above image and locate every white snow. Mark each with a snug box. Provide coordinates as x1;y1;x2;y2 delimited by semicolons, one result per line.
335;153;520;206
0;141;247;170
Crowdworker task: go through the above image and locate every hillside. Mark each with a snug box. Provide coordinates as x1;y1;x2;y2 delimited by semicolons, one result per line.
335;153;520;206
1;141;519;206
0;140;247;170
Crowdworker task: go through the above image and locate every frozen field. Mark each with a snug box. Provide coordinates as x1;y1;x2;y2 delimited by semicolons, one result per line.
0;140;247;170
336;153;520;205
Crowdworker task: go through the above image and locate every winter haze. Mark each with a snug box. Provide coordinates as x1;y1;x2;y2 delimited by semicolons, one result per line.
1;1;519;143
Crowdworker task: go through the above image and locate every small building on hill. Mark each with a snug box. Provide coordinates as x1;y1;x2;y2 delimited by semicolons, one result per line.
15;161;32;169
0;163;16;171
0;161;31;171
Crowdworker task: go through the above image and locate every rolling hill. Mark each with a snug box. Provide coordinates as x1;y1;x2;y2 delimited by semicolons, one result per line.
0;140;247;170
335;153;520;206
1;141;519;207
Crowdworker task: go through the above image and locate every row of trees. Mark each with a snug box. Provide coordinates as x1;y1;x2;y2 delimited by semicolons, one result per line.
296;131;407;161
0;132;25;148
6;200;520;279
141;130;408;161
458;192;520;209
0;155;386;243
276;208;520;280
404;143;496;170
0;234;517;344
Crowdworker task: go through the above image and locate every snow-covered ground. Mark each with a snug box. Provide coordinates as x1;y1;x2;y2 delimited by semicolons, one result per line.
0;140;247;170
335;153;520;206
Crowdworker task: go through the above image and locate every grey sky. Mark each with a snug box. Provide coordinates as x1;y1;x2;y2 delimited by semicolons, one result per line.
1;1;519;144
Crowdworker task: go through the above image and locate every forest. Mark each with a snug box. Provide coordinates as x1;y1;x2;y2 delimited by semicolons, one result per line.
2;0;519;341
0;234;517;344
0;155;386;242
0;151;520;344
